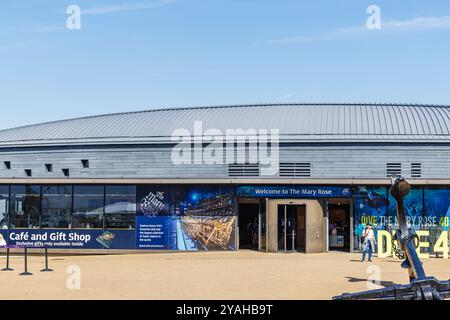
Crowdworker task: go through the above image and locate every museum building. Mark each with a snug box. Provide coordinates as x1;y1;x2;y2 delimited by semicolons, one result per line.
0;103;448;254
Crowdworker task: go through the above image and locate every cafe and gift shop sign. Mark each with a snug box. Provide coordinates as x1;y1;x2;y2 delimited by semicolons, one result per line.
0;229;135;249
237;185;352;198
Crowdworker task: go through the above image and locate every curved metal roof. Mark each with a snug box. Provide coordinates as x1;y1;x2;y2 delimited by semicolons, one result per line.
0;103;448;146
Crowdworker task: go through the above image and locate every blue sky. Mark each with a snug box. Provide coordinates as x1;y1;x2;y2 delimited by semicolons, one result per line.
0;0;449;129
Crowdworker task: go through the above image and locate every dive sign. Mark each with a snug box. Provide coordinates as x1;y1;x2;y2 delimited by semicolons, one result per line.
377;230;450;259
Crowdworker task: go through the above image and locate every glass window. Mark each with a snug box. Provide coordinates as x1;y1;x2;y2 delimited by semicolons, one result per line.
73;186;104;229
0;186;9;229
10;185;41;229
105;186;136;229
41;186;72;229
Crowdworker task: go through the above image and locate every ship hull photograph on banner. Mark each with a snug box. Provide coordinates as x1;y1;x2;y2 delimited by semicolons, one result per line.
136;185;237;251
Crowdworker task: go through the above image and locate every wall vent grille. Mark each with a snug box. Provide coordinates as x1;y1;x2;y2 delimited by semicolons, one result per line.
386;163;402;177
411;163;422;178
279;162;311;177
228;163;260;177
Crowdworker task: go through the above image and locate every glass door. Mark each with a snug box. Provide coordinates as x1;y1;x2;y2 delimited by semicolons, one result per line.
286;206;297;252
258;199;266;251
277;205;297;252
277;204;306;252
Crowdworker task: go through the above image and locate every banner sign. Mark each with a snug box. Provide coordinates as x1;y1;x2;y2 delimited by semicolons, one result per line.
354;187;450;232
138;185;171;217
0;184;237;251
136;185;237;251
136;216;177;250
354;186;450;256
0;229;135;249
237;185;352;198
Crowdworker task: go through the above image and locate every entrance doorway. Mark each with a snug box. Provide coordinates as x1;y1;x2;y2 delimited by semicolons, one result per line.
328;204;350;251
277;205;306;252
238;199;266;251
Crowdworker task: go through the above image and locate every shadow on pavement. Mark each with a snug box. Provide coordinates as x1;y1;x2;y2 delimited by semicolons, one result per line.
345;276;395;288
349;259;399;263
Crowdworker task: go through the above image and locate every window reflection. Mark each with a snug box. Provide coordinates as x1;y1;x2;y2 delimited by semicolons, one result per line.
0;184;139;230
41;186;72;228
73;185;104;229
0;186;8;229
105;186;136;229
10;185;40;229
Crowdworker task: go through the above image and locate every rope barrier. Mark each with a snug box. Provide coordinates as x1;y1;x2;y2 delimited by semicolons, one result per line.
1;245;54;275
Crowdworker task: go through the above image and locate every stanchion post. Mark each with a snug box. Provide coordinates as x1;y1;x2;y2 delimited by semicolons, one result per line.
41;247;53;272
1;247;14;271
19;247;33;276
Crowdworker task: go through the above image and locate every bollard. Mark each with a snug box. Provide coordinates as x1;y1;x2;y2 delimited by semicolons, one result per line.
1;247;14;271
19;247;33;276
40;247;53;272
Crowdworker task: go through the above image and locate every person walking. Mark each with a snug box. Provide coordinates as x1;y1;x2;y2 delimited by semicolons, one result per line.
361;224;376;262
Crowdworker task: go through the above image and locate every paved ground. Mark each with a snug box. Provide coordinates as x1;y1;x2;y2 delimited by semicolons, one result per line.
0;251;449;300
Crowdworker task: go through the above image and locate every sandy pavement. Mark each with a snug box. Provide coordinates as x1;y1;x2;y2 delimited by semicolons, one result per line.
0;250;449;300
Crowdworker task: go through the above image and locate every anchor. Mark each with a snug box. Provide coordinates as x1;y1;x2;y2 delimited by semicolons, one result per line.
333;177;450;300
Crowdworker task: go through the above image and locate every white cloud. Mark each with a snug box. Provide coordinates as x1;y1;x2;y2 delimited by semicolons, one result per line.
16;1;181;35
277;94;295;102
82;0;180;15
0;40;40;53
270;15;450;44
20;26;66;33
383;16;450;29
269;26;365;44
